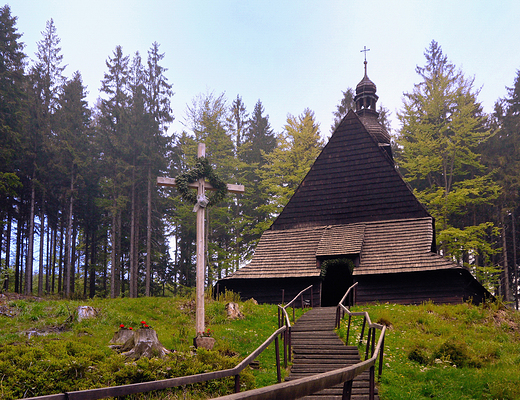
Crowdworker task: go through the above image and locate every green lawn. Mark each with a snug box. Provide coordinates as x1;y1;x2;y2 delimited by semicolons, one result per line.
336;301;520;400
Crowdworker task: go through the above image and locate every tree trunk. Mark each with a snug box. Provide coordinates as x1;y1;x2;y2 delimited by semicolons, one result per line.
90;232;96;298
146;165;152;296
25;179;36;295
14;218;22;293
110;207;117;298
4;210;12;291
51;226;56;293
84;231;89;297
38;207;45;296
64;171;74;297
45;220;51;293
71;220;77;294
129;175;136;298
117;211;122;295
501;212;511;301
512;211;518;309
58;219;64;294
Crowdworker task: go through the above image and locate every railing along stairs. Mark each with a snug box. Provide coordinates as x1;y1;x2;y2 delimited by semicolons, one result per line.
22;284;385;400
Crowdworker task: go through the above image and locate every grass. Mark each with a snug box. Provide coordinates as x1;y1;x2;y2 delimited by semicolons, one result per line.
0;291;305;399
3;293;519;399
336;301;520;400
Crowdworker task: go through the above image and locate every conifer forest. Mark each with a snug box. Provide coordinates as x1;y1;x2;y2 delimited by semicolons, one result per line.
1;5;519;304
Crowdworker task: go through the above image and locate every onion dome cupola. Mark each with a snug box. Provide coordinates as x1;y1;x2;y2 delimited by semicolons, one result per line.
354;50;391;149
354;62;379;114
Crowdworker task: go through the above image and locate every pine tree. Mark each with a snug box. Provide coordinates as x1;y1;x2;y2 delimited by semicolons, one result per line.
258;108;324;230
0;5;26;284
144;42;173;296
98;45;130;298
331;88;355;133
484;69;520;302
396;40;500;290
53;71;91;296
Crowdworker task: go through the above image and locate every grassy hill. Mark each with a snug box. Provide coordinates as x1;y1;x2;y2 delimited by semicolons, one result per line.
0;291;296;399
337;301;520;400
1;293;519;399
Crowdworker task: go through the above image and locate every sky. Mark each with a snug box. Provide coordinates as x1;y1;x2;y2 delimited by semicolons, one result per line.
9;0;520;139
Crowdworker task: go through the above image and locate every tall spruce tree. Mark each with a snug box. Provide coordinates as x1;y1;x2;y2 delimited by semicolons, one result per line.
53;72;91;296
484;70;520;302
98;45;130;298
23;18;66;295
258;108;324;231
396;40;500;291
144;42;173;296
0;5;26;285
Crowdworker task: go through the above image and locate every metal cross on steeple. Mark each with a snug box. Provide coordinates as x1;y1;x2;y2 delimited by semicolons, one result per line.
360;46;370;75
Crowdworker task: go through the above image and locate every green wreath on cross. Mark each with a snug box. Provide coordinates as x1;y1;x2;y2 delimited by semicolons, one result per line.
175;157;228;207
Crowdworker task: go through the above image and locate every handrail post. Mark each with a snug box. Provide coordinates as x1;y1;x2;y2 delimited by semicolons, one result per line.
359;316;366;345
335;306;340;329
275;335;281;383
346;314;352;345
234;374;240;393
342;379;353;400
369;364;375;400
371;328;376;357
300;293;303;309
365;327;371;360
311;286;314;307
278;307;281;328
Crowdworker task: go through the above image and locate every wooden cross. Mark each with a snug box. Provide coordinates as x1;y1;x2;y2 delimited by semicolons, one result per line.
157;143;245;335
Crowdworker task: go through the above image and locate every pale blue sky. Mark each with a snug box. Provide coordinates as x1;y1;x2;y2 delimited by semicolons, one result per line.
10;0;520;137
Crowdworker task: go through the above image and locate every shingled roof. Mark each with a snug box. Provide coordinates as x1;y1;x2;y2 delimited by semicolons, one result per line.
223;217;456;280
270;110;430;231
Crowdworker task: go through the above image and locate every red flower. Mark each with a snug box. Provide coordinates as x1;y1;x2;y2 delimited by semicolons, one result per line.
141;321;146;325
120;324;125;328
129;327;133;330
145;324;149;328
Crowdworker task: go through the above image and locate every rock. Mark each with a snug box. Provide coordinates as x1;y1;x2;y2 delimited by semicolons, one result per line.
120;328;171;360
225;302;244;320
77;306;97;322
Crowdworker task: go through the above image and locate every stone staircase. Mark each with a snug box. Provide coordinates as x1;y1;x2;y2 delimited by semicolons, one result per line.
286;307;379;400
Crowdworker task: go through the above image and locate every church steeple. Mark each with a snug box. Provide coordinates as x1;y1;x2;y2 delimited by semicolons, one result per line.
353;47;391;147
354;47;379;115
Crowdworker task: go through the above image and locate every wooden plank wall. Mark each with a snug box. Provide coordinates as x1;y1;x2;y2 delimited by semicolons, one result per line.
216;278;322;307
355;270;490;305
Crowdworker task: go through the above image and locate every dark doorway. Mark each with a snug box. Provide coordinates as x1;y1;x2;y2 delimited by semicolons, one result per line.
320;258;354;307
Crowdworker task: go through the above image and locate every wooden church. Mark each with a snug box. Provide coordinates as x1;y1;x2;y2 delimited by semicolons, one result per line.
216;63;490;306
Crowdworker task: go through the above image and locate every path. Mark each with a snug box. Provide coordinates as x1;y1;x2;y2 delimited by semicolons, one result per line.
286;307;379;400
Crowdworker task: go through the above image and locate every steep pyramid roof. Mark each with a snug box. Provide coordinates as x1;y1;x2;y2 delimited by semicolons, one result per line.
270;110;431;231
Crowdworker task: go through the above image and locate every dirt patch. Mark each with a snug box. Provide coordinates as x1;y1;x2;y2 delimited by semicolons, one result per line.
492;310;519;331
23;324;72;338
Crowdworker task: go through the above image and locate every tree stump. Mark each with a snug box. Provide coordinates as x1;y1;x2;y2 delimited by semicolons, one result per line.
225;302;244;320
108;328;134;350
120;328;171;360
77;306;97;322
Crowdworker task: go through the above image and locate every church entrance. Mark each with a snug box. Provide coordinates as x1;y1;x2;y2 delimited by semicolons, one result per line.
320;258;354;307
